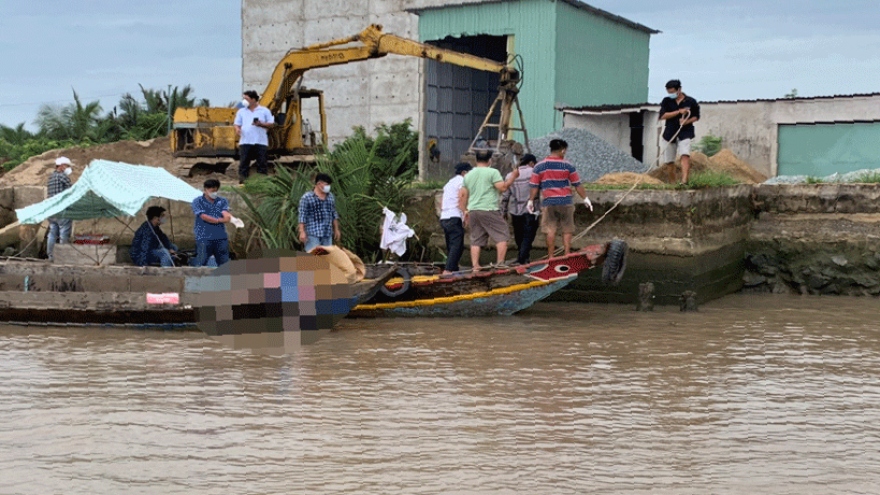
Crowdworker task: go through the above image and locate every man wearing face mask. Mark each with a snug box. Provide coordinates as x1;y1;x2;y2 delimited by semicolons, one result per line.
130;206;178;267
233;90;274;184
191;179;231;267
298;173;340;252
659;79;701;184
46;156;75;262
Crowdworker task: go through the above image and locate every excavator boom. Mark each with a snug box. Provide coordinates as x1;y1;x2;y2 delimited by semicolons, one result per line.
172;24;524;177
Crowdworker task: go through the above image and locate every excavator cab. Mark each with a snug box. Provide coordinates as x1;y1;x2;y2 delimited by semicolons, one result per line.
171;89;328;176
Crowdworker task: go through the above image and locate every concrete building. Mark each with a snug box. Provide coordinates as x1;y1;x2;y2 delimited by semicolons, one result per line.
561;92;880;178
241;0;656;179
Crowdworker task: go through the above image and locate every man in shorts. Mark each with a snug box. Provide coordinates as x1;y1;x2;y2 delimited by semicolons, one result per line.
659;79;701;184
528;139;592;257
459;149;518;270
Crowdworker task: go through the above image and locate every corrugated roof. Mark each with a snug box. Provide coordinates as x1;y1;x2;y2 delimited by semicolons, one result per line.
407;0;659;35
560;92;880;113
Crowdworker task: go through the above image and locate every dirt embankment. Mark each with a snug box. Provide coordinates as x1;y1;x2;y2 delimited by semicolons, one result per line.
0;136;230;188
1;137;173;187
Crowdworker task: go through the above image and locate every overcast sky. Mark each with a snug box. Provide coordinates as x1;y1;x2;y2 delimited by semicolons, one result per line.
1;0;878;129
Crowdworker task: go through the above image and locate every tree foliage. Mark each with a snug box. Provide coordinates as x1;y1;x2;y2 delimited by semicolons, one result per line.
231;124;418;262
0;84;210;170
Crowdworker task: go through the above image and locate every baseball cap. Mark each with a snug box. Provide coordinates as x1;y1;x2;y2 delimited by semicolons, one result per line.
55;157;72;166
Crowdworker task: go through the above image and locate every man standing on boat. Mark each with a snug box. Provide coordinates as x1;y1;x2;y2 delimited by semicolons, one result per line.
459;149;518;270
440;162;472;275
528;139;591;257
130;206;178;267
191;179;231;267
298;173;340;252
46;156;75;262
501;153;540;265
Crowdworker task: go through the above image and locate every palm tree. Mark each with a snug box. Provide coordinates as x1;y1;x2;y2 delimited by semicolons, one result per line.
0;123;33;145
35;90;103;142
231;130;417;261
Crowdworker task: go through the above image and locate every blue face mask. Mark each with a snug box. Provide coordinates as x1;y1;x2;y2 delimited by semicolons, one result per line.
668;91;679;100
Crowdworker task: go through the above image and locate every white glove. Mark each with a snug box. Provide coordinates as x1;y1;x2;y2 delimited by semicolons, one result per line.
230;216;244;228
526;200;535;214
583;196;593;211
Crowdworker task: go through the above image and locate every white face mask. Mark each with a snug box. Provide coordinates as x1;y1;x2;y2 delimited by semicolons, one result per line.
63;167;72;176
207;191;219;199
322;185;331;194
159;216;168;225
241;99;250;108
668;91;679;100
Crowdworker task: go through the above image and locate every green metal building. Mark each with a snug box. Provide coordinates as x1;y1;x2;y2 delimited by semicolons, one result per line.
410;0;656;169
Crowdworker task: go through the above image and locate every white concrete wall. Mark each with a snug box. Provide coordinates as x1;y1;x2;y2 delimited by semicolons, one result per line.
694;95;880;176
563;95;880;177
241;0;491;147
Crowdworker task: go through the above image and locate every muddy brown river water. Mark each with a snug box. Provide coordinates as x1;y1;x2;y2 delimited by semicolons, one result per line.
1;294;879;494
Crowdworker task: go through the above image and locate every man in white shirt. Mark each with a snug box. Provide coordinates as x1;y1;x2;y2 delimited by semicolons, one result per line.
439;162;472;274
233;90;274;183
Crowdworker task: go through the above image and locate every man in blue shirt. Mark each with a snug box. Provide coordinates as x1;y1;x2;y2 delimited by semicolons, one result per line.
130;206;178;267
191;179;231;267
298;173;340;252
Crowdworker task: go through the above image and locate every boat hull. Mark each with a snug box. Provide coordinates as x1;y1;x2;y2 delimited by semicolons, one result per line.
351;277;575;318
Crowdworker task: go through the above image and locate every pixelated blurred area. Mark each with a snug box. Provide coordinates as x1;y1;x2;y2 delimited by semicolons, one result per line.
188;250;353;354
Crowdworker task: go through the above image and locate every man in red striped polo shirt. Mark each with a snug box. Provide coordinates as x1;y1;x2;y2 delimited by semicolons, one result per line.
527;139;592;257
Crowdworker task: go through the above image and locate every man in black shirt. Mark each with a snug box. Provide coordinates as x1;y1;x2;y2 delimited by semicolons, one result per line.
659;79;701;184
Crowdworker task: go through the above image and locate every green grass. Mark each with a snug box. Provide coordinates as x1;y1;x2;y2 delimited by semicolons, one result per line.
851;171;880;184
685;170;740;188
805;176;825;184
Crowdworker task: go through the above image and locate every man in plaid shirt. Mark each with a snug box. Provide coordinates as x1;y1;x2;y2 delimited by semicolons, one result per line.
46;156;75;261
298;173;340;252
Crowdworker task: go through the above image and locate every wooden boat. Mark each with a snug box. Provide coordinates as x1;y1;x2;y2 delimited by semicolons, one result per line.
351;240;627;318
0;240;626;328
0;255;396;329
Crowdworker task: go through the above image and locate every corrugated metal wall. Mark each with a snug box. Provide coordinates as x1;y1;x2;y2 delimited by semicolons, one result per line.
424;36;504;179
418;0;559;139
777;122;880;177
554;1;651;127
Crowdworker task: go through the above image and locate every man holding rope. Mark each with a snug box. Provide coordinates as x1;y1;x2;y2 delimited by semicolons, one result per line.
659;79;701;184
528;139;592;257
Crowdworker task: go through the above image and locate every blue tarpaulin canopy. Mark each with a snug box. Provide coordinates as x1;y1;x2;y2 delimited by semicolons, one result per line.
16;160;203;224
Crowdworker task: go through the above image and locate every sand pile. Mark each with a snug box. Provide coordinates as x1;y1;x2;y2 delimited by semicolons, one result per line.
709;149;767;184
1;137;176;187
646;149;765;184
594;172;663;186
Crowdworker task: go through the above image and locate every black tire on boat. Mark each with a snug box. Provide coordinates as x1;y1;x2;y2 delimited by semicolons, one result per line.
602;239;628;285
379;267;412;298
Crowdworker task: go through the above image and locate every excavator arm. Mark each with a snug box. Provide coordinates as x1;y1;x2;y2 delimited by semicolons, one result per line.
260;24;521;139
172;24;524;175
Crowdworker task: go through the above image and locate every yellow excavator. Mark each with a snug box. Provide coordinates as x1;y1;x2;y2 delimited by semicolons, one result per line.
171;24;528;177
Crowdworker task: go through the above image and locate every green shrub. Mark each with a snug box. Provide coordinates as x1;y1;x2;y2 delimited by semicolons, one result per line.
232;124;421;262
693;135;723;157
805;176;825;184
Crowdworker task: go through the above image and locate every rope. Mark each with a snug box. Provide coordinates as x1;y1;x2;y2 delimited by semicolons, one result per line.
544;109;692;258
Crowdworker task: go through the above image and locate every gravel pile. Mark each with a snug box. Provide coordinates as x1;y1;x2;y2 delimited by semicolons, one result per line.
528;128;645;182
765;168;880;184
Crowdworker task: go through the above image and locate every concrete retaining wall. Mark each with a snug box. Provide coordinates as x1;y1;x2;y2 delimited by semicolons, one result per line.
410;183;880;304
